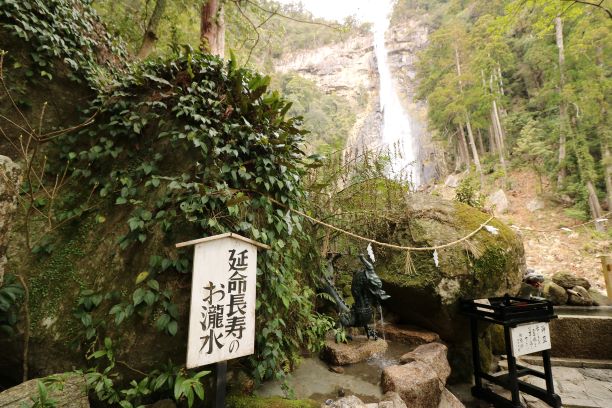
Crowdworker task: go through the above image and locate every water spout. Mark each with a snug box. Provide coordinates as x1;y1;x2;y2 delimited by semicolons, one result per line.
378;304;386;341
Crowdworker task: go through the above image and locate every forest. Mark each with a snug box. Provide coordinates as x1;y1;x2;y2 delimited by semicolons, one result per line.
0;0;610;407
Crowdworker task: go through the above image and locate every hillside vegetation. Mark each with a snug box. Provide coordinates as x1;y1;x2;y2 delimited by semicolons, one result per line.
410;0;610;220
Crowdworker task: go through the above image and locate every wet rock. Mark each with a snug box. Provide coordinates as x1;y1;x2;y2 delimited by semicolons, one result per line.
526;198;545;212
0;373;89;408
381;362;442;408
323;395;367;408
567;286;594;306
379;392;407;408
541;281;568;305
486;189;509;215
329;365;345;374
552;272;591;290
322;338;388;366
398;342;450;384
375;323;440;347
437;388;465;408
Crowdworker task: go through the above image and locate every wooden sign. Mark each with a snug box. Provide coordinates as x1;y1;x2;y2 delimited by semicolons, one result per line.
510;322;552;357
176;233;270;369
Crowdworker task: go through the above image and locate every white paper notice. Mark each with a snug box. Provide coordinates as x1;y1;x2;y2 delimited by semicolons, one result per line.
510;322;551;357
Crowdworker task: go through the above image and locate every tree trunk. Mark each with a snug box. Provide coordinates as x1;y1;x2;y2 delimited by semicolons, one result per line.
458;125;470;171
476;128;485;155
491;107;508;178
465;116;484;184
492;99;506;153
137;0;167;59
555;16;567;187
586;181;605;232
488;123;497;151
200;0;225;57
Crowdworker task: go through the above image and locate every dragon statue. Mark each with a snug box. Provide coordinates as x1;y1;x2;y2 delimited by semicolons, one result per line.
321;253;390;340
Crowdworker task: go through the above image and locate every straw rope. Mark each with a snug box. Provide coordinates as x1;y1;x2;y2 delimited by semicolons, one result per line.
268;197;496;252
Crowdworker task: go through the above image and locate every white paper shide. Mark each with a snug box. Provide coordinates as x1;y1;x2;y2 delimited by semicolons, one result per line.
185;235;258;368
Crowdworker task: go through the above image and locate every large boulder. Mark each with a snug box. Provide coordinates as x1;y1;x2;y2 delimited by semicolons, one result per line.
486;189;509;214
552;272;591;290
567;286;594;306
398;342;451;383
541;281;568;305
372;194;524;379
0;373;88;408
381;362;442;408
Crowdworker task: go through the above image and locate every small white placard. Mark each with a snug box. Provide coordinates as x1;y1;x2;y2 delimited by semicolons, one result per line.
185;236;258;368
510;322;551;357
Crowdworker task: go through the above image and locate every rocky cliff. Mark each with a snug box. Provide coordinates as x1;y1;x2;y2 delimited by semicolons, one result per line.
275;16;444;185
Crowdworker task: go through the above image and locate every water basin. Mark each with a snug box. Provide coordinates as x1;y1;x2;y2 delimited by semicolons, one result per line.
256;341;415;403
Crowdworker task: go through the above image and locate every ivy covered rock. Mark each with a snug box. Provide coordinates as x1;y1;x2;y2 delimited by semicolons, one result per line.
0;2;332;405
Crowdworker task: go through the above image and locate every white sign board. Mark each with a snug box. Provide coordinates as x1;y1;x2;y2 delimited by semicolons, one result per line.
177;233;268;369
510;322;552;357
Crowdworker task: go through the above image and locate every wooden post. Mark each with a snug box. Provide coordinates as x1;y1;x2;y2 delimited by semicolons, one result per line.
215;361;227;408
602;256;612;298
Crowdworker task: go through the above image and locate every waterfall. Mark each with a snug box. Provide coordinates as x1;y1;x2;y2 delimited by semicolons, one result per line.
372;1;420;186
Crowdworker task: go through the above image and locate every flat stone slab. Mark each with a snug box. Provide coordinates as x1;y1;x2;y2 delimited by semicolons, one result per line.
322;337;388;366
497;359;612;408
0;373;89;408
375;323;440;347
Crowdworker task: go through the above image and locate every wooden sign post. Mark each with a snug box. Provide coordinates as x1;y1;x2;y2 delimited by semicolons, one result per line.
176;233;270;407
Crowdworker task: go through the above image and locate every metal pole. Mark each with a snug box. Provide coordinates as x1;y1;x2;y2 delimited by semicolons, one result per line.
215;361;227;408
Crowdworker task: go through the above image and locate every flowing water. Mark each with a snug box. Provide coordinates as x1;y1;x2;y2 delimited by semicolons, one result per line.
255;340;415;403
372;0;420;186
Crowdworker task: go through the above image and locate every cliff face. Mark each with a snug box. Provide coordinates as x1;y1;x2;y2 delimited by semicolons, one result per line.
274;16;444;185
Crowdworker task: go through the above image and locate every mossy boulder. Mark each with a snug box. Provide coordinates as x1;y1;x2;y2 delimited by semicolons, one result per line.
371;194;524;380
375;194;524;339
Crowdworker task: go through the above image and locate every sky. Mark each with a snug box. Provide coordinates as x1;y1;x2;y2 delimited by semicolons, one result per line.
274;0;393;23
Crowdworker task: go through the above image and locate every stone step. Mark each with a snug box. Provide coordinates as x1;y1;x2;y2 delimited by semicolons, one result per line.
518;355;612;370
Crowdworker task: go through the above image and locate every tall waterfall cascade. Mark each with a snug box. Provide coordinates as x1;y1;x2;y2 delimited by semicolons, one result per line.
372;1;420;186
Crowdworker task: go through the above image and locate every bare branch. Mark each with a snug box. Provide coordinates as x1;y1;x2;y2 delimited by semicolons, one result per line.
237;0;343;30
560;0;612;18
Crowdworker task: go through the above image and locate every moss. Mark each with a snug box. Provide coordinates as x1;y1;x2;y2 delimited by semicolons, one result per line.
28;222;88;337
226;395;319;408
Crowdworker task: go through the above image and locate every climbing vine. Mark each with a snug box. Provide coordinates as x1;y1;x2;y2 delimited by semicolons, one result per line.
49;48;332;387
0;0;126;86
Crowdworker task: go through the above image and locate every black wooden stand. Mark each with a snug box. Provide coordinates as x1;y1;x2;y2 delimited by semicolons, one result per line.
461;295;562;408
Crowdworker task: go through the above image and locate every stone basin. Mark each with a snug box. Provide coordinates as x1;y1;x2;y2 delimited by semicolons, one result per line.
256;340;415;404
550;306;612;360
